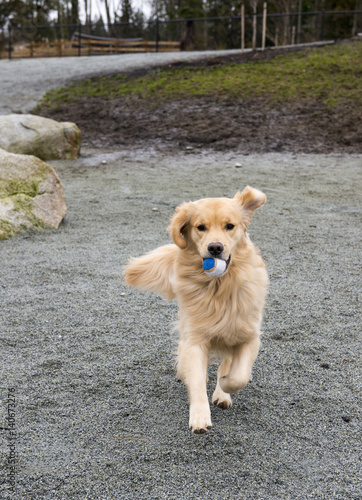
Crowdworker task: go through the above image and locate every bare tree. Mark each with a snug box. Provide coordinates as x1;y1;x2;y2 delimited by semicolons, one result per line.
104;0;112;26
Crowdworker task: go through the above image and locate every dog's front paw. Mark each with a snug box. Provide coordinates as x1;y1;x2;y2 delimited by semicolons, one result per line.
189;403;212;434
212;387;232;410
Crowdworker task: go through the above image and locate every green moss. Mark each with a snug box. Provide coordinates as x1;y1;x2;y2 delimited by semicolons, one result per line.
12;194;44;229
0;218;16;240
36;42;362;109
0;159;51;240
0;178;39;199
0;194;45;240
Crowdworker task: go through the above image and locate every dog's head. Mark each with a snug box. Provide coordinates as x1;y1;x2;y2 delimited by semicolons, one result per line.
168;186;266;262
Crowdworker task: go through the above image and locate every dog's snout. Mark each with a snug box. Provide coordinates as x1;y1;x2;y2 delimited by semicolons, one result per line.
208;242;224;257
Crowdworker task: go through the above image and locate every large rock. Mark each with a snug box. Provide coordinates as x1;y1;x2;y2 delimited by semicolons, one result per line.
0;148;66;240
0;114;81;161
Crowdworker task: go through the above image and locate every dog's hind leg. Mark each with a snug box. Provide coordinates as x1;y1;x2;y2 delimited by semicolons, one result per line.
177;341;211;434
212;356;233;409
219;337;260;394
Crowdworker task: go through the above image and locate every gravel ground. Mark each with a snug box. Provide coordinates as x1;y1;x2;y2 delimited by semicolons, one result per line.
0;147;361;499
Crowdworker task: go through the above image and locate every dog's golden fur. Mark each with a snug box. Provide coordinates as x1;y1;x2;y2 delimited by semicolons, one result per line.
123;186;268;433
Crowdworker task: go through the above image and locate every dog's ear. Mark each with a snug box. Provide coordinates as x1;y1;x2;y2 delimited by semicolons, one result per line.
168;202;192;249
234;186;266;227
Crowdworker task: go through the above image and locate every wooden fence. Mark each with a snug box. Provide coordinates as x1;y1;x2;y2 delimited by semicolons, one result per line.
4;32;181;59
71;32;181;54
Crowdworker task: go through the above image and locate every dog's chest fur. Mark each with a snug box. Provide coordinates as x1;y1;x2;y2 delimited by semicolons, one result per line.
172;258;267;347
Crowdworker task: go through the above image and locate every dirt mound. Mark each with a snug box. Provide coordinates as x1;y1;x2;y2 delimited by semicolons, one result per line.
37;48;362;155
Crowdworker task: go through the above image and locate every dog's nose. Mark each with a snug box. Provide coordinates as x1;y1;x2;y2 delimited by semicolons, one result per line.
208;242;224;257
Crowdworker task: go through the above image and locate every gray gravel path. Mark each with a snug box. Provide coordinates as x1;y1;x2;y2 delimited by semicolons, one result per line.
0;49;243;114
1;147;361;499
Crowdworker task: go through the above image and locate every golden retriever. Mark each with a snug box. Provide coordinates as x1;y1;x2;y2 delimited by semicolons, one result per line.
123;186;268;433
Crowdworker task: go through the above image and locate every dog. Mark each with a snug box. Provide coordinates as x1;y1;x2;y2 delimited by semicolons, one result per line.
123;186;268;433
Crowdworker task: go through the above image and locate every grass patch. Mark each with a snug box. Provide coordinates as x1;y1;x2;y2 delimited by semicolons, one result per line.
39;42;362;109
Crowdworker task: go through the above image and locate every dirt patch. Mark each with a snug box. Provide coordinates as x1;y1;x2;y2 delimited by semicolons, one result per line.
37;47;362;154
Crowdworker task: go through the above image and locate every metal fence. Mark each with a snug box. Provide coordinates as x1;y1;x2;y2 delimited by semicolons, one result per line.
1;9;361;59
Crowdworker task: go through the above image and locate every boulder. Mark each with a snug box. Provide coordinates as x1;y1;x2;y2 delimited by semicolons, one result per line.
0;148;66;240
0;114;81;161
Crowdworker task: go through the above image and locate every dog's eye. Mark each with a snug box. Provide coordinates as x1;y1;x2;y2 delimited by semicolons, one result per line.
226;223;235;231
197;224;207;232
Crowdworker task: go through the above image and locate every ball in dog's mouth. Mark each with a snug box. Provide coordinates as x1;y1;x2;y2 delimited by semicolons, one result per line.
203;256;231;277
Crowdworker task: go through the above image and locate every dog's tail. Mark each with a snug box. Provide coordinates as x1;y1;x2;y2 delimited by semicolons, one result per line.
123;244;177;300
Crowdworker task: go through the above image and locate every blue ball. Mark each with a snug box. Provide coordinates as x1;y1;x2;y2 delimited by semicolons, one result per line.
203;258;216;271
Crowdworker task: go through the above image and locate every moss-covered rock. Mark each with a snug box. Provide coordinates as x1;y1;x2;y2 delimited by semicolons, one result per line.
0;114;81;160
0;148;66;240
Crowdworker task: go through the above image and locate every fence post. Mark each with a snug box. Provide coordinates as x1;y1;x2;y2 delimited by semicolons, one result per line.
8;25;13;60
156;17;159;52
291;25;296;45
241;4;245;52
78;23;81;56
297;0;302;44
262;2;267;50
229;15;233;49
252;1;257;50
320;9;325;41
